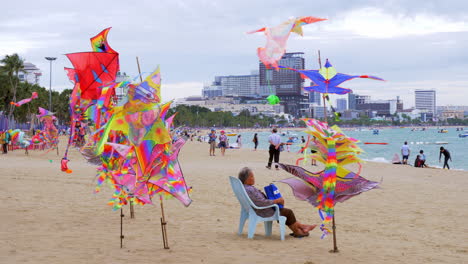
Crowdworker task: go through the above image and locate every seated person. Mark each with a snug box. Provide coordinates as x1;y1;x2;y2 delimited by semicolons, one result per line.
419;150;427;168
414;154;421;167
238;167;316;237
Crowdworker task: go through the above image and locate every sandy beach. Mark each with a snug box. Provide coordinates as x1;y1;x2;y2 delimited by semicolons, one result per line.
1;137;468;264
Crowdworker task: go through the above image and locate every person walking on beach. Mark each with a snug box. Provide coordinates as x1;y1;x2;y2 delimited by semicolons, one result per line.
236;135;242;148
401;141;410;165
266;128;282;170
208;129;217;156
439;147;452;169
252;133;258;151
219;130;228;156
238;167;317;237
286;137;293;152
311;136;317;166
300;136;306;153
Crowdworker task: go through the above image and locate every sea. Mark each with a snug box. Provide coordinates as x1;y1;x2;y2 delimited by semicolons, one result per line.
224;127;468;171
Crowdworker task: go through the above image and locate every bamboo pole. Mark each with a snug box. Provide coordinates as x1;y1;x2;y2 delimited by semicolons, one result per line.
318;50;339;253
160;196;170;249
120;208;125;248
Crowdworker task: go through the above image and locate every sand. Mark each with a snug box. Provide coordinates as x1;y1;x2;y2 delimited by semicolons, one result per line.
1;137;468;264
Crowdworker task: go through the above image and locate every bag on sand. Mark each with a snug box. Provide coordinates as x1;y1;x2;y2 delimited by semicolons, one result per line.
264;184;283;209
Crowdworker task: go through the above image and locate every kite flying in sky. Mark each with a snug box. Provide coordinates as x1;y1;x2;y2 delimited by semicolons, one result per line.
279;59;384;94
249;16;326;68
10;92;38;107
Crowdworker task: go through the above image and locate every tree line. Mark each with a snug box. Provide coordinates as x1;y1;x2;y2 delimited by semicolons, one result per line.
0;53;72;127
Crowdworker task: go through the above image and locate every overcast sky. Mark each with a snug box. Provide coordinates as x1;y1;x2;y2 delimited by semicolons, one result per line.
1;0;467;108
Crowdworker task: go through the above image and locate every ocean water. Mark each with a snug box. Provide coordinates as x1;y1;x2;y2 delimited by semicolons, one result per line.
226;128;468;171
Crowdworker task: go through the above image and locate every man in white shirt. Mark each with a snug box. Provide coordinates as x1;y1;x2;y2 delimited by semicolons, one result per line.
267;128;282;170
401;141;411;165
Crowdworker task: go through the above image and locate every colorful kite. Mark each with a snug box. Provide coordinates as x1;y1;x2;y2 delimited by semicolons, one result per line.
90;27;118;54
10;92;38;107
65;52;119;100
249;16;326;68
278;118;378;238
279;59;384;95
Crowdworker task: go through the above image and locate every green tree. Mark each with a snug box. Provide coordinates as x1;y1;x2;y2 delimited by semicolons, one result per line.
0;54;25;123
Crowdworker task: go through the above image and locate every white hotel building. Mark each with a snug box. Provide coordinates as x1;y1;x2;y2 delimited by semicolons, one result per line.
415;89;436;115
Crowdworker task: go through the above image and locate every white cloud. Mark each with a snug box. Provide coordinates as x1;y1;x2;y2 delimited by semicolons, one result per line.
305;7;468;39
161;82;204;102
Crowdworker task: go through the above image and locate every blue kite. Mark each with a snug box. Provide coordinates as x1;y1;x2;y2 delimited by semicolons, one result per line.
279;59;384;95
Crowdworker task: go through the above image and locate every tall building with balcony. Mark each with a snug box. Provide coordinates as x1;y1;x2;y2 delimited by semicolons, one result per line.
415;89;436;115
259;52;306;117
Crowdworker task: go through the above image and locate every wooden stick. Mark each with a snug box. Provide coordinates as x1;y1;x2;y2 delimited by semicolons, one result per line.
160;196;170;249
130;198;135;219
136;57;143;83
318;50;338;253
120;208;125;248
331;215;339;253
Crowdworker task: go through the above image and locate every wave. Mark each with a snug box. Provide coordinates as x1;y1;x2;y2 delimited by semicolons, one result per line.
364;157;390;163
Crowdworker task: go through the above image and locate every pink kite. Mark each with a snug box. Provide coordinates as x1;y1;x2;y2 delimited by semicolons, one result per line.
248;16;326;68
11;92;38;107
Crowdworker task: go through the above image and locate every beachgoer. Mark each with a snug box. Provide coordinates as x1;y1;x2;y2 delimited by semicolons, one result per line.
401;141;410;165
419;150;427;168
266;128;282;170
286;137;293;152
208;129;217;156
236;135;242;148
311;136;317;166
392;153;402;164
252;133;258;151
238;167;317;237
439;147;452;169
414;155;421;167
219;130;227;156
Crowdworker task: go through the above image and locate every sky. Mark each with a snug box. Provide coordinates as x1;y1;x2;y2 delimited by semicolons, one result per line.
1;0;467;108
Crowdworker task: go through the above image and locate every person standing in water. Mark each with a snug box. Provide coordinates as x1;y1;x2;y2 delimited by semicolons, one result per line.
439;147;452;169
236;135;242;148
401;141;411;165
252;133;258;151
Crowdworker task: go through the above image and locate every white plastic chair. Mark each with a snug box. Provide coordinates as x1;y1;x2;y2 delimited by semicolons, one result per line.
229;176;286;240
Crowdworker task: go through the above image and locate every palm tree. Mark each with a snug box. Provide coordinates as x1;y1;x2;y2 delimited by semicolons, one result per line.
0;53;25;124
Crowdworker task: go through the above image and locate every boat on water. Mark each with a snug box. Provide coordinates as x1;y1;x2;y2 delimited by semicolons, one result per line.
438;129;448;133
434;141;449;145
226;133;237;136
459;133;468;138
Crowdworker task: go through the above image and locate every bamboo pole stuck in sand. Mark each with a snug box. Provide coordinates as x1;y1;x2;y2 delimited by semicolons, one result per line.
120;208;125;248
160;195;169;249
318;50;339;253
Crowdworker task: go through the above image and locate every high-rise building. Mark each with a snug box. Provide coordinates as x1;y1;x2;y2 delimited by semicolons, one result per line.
202;74;260;98
308;89;321;105
415;89;436;114
259;52;306;116
336;98;347;112
348;93;356;110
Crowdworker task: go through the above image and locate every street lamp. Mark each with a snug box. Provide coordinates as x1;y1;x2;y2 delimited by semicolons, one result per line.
45;57;57;111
